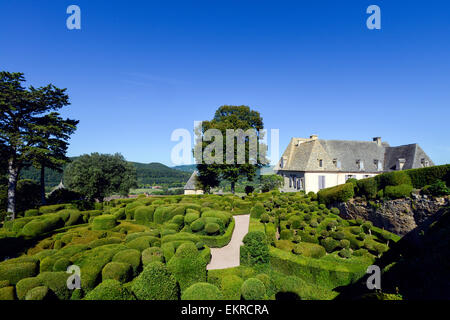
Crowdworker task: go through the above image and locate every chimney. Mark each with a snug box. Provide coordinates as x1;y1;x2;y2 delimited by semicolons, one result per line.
373;137;381;146
310;134;318;140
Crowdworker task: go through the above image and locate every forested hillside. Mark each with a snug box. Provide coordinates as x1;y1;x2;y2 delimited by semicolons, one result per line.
18;160;191;189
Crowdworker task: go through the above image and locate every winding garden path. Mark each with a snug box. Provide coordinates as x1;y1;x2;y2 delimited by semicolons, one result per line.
206;214;250;270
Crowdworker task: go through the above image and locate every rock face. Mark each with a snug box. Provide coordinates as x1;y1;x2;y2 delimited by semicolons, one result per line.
337;195;449;236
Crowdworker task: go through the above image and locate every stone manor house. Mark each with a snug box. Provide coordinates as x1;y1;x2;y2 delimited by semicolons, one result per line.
275;135;434;193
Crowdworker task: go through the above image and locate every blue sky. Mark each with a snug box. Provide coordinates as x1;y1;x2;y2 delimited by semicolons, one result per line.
1;0;449;166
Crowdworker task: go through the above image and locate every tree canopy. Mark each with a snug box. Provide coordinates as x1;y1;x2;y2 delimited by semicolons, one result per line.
194;105;266;193
64;153;137;202
0;71;77;218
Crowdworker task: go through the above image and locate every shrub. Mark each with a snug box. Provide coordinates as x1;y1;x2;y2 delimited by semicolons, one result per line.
362;221;373;233
292;242;326;259
134;206;156;224
260;213;270;223
181;282;223;300
250;203;265;219
25;286;51;300
280;229;293;240
356;178;378;199
405;164;450;188
89;237;122;249
0;262;38;285
37;272;71;300
202;210;231;225
340;239;351;249
46;189;82;204
338;248;352;259
317;183;354;205
167;242;207;292
289;216;302;229
245;185;255;195
102;262;132;283
184;210;200;225
0;286;15;300
24;209;39;217
205;222;220;235
330;207;340;215
126;236;160;252
21;216;63;238
52;258;71;272
240;231;270;265
241;278;266;300
142;247;164;265
64;210;82;226
384;184;413;199
220;275;244;300
376;171;411;188
331;231;346;241
320;237;340;253
190;219;205;232
421;180;450;197
131;262;178;300
16;277;42;300
85;279;135;300
92;215;117;230
112;249;141;276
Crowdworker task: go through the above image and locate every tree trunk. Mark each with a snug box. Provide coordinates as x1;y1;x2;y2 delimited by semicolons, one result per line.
7;158;19;220
40;164;46;205
231;181;236;194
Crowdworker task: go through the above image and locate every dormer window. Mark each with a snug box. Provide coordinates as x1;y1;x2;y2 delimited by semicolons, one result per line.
356;160;364;171
396;158;406;170
421;158;430;168
319;159;323;167
374;159;383;171
333;158;342;169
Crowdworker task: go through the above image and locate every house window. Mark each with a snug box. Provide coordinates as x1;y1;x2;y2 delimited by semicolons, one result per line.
345;175;356;181
375;159;383;171
356;160;364;171
397;158;406;170
319;159;323;167
280;158;283;169
364;175;370;178
318;176;326;190
333;158;341;169
421;158;430;167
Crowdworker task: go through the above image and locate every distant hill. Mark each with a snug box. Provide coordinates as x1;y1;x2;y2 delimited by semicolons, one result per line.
19;160;191;189
172;164;197;173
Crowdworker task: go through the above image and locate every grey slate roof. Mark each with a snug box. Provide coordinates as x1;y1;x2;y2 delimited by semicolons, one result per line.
184;171;199;190
276;137;433;173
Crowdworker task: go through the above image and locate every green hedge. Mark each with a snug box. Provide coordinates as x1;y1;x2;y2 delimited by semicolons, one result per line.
220;275;244;300
112;249;141;276
240;231;270;265
269;247;367;289
181;282;223;300
131;261;178;300
25;286;50;300
92;215;117;230
241;278;266;300
85;279;135;300
0;262;38;285
101;262;132;283
142;247;164;265
134;206;156;224
167;242;207;292
317;183;354;205
404;164;450;188
384;184;413;199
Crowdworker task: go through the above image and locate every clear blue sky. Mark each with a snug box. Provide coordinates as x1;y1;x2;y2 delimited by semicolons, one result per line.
1;1;449;166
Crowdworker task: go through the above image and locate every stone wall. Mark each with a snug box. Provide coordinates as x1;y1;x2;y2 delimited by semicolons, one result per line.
337;194;449;236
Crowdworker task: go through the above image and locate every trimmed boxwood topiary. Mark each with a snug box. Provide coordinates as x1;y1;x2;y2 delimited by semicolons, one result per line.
181;282;223;300
292;242;326;259
37;272;72;300
85;279;136;300
240;231;270;265
92;215;117;230
220;275;244;300
52;258;71;272
0;262;38;285
134;206;156;224
190;219;205;232
184;210;200;225
167;242;207;292
131;261;178;300
241;278;266;300
16;277;42;300
320;237;340;253
260;213;270;223
25;286;52;300
0;286;15;300
250;203;265;219
126;236;160;252
204;222;220;235
102;262;132;283
384;184;413;199
142;247;164;265
24;209;39;217
112;249;141;276
280;229;293;240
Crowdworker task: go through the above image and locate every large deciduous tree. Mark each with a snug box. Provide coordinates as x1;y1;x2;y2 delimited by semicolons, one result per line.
0;72;77;219
64;153;137;202
195;105;266;194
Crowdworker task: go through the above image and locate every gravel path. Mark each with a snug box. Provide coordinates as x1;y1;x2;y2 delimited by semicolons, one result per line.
206;214;250;270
